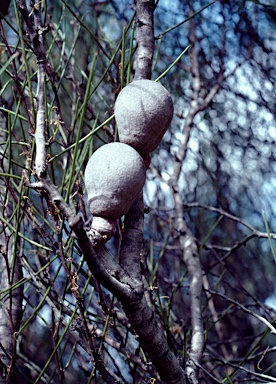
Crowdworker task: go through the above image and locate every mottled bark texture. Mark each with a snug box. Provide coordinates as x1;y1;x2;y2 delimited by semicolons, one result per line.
70;215;187;384
17;0;48;178
134;0;154;80
0;106;23;384
173;189;203;384
168;9;206;383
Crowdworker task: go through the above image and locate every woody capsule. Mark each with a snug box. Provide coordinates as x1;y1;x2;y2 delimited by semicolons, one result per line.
84;142;146;248
84;80;173;247
114;79;174;167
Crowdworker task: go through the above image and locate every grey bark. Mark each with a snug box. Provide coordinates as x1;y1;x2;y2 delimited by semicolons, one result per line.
134;0;154;80
70;215;186;384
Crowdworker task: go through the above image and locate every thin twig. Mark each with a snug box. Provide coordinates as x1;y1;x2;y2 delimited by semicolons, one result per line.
207;289;276;335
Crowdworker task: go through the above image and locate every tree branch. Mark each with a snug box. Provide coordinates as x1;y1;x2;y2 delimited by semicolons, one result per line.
168;5;206;383
119;190;144;280
172;185;204;384
134;0;154;80
0;106;23;384
207;289;276;335
71;215;186;384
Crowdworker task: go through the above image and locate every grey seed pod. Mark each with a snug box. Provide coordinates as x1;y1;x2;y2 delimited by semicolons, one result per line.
84;142;146;247
114;79;174;161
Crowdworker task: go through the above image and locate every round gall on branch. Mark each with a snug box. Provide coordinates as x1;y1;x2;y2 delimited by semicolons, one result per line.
84;142;146;248
114;79;174;164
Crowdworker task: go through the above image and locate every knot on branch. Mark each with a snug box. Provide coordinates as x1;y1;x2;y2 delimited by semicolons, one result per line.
86;227;111;249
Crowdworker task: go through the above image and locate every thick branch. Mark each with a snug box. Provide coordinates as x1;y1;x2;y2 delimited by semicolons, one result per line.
124;296;186;384
134;0;154;80
119;190;144;280
71;215;186;384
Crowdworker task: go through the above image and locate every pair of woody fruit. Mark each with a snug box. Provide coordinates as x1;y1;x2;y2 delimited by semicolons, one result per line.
84;79;174;247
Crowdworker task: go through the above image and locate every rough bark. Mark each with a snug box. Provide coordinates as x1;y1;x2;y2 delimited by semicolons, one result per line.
172;187;204;384
167;7;209;383
70;215;187;384
134;0;154;80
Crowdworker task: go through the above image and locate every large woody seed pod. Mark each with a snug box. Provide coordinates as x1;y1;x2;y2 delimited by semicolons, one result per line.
84;142;146;247
114;79;174;161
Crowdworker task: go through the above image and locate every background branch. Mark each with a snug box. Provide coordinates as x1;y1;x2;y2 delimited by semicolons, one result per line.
0;105;23;384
